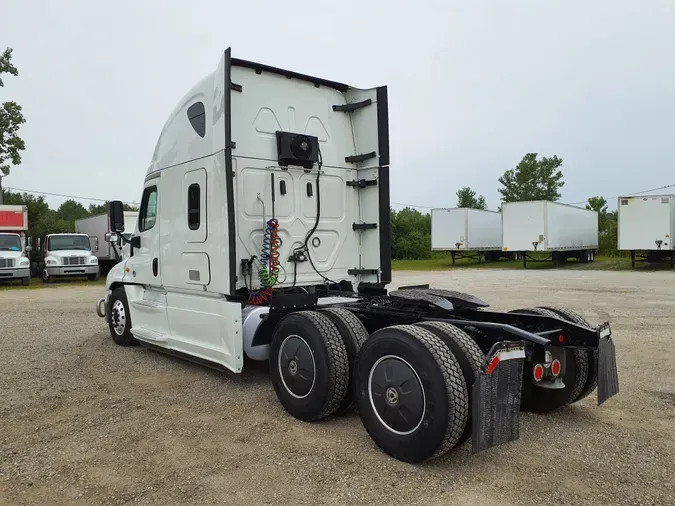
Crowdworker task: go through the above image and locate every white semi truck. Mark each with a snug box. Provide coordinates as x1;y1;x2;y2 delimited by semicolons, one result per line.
617;194;675;268
0;205;31;285
95;49;619;463
76;210;139;275
501;200;599;267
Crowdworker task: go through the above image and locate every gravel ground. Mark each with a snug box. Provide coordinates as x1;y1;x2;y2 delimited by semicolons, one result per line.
1;269;674;506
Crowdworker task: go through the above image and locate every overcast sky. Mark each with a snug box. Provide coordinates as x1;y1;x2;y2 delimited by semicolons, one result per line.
3;0;674;212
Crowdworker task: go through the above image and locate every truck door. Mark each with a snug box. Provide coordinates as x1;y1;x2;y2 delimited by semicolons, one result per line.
123;174;171;342
126;177;162;287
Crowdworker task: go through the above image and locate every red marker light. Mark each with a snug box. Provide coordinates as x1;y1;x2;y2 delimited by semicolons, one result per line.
533;363;544;382
551;359;561;377
558;335;564;343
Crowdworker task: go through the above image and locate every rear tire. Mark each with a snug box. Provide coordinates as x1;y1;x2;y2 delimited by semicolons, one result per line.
269;311;349;422
353;325;468;463
509;307;588;413
319;308;369;414
537;306;598;403
414;321;484;445
109;287;137;346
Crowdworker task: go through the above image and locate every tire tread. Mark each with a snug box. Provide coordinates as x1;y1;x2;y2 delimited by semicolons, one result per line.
396;324;469;459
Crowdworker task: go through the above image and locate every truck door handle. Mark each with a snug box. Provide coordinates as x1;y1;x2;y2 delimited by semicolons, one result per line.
152;258;158;276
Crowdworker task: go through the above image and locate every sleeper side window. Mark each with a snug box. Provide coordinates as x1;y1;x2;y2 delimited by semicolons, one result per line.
187;102;206;138
139;186;158;232
187;183;200;230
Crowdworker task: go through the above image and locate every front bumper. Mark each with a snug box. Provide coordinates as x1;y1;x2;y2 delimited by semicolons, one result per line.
0;267;30;279
46;265;99;276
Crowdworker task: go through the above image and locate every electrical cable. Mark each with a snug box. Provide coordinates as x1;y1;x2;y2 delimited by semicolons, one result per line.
293;147;340;288
3;186;138;206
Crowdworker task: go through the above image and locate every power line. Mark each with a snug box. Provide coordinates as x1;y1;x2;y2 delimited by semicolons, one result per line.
3;186;138;206
564;183;675;205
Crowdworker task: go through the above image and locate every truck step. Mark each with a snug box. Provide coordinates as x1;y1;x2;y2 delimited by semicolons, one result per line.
131;327;169;343
130;299;166;310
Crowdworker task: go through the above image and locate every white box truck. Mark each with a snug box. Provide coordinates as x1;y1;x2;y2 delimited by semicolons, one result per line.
431;208;511;263
76;210;139;275
501;200;598;267
92;48;619;464
0;205;31;285
617;194;675;268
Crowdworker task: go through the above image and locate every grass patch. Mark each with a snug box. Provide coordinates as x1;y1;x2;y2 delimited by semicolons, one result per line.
391;254;670;272
0;277;106;291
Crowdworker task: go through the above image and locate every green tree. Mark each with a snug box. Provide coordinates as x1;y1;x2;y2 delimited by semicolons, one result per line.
88;202;139;215
456;187;487;210
498;153;565;203
586;196;609;233
390;207;432;260
0;47;26;204
57;199;90;229
586;196;620;256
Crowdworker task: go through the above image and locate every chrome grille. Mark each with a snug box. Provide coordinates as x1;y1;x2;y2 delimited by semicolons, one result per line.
63;256;86;266
0;258;15;268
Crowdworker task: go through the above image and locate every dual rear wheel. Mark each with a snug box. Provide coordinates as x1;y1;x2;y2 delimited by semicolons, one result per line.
269;310;484;462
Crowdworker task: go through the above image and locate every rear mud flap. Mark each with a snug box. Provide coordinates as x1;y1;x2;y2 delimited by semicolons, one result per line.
472;342;525;454
597;325;619;405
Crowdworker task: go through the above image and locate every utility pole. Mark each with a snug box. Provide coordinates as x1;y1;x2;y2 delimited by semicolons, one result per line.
0;174;4;205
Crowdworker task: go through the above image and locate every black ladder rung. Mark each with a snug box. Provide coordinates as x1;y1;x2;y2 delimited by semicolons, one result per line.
345;151;377;164
352;223;377;231
346;179;377;188
332;98;372;112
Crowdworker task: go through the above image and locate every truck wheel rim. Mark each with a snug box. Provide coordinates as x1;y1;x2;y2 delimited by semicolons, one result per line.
368;355;426;435
278;334;316;399
111;300;127;336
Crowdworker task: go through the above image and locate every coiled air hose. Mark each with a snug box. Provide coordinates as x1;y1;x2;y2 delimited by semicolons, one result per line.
248;217;281;305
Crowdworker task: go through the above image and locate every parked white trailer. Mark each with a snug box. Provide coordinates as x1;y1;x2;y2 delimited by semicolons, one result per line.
431;208;509;263
76;211;139;274
617;194;675;268
501;200;598;267
93;49;619;464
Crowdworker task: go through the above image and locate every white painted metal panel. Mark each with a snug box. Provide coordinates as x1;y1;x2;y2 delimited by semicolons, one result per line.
617;195;675;251
431;208;468;250
466;209;502;250
501;201;546;252
545;202;598;250
432;208;501;250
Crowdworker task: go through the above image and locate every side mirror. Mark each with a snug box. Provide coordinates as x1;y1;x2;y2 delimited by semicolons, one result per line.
104;232;118;243
130;236;141;249
109;200;125;233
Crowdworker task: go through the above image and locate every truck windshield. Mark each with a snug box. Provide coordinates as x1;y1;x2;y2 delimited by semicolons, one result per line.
47;235;91;251
0;234;22;251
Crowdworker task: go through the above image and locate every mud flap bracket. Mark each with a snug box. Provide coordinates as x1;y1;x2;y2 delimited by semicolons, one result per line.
472;342;525;454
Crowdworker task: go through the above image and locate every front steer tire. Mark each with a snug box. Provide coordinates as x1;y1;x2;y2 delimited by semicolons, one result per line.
353;325;469;463
319;308;369;414
108;287;137;347
269;311;349;422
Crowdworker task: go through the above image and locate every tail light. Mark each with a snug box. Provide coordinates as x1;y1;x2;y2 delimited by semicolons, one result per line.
533;363;544;382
